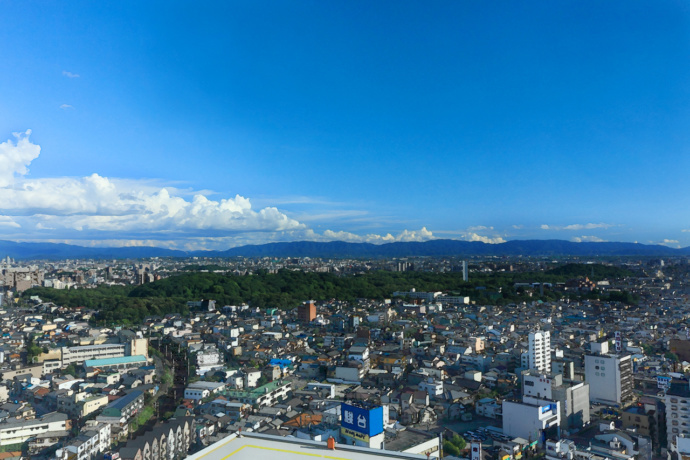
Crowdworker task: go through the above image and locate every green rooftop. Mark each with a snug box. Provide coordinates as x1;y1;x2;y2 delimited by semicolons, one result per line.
222;380;290;399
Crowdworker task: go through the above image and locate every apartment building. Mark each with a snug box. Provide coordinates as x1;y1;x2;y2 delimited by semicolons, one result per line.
584;352;633;406
666;380;690;450
61;344;126;366
0;412;70;447
96;390;145;438
223;381;292;409
522;330;551;373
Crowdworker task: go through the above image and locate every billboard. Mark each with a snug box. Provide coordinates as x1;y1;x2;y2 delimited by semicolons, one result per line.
657;376;672;390
541;403;557;414
341;427;369;443
615;331;622;352
341;403;384;437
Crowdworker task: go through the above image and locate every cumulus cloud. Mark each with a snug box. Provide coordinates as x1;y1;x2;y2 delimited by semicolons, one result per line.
62;71;79;78
0;132;515;250
465;233;505;244
319;227;435;244
571;236;607;243
541;223;613;231
0;130;41;188
59;104;74;110
0;132;303;238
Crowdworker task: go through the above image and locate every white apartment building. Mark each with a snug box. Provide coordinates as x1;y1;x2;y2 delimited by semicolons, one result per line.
0;412;69;447
522;330;551;373
61;344;126;366
225;381;292;409
665;380;690;450
584;353;633;406
419;378;444;397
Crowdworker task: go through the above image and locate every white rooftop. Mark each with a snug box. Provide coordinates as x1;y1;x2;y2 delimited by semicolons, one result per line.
186;432;428;460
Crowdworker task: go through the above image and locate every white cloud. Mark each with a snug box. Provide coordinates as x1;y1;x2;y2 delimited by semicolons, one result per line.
682;229;690;233
0;130;41;188
433;227;506;244
541;223;613;231
320;227;435;244
571;235;607;243
0;131;514;250
0;216;20;228
465;232;506;244
59;104;74;110
0;132;303;237
62;71;80;78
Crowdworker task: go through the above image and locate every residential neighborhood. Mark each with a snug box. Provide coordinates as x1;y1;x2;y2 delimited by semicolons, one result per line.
0;255;689;460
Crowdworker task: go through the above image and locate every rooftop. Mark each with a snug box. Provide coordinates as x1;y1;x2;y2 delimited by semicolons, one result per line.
186;432;428;460
223;380;290;400
85;355;148;367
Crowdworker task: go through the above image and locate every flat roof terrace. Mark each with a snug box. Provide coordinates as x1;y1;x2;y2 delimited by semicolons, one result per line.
187;432;428;460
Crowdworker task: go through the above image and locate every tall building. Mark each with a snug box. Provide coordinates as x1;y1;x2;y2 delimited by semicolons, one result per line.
665;379;690;452
522;371;590;430
298;301;316;323
522;330;551;373
584;352;633;406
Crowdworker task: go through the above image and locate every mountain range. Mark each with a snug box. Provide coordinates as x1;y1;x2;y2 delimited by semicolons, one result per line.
0;239;688;260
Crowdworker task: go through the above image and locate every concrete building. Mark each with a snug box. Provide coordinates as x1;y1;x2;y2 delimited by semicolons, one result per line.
522;330;551;373
584;352;634;406
0;267;44;292
223;380;292;409
622;406;654;440
96;390;145;438
298;301;316;323
84;355;148;374
502;396;561;441
57;391;110;419
184;381;226;401
0;412;70;447
522;371;590;430
61;344;126;366
665;380;690;450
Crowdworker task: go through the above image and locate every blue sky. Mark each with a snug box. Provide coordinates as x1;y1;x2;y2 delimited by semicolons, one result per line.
1;1;689;250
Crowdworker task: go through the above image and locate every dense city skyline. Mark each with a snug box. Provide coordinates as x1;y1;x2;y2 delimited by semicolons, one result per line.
1;2;689;250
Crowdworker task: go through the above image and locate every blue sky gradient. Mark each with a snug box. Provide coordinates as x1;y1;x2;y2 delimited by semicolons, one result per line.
1;1;689;249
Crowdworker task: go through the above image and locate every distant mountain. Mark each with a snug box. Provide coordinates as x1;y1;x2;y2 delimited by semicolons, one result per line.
0;240;185;260
215;239;689;258
0;238;687;260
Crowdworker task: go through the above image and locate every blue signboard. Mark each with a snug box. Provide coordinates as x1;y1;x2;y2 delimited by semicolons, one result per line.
541;403;556;414
341;403;384;437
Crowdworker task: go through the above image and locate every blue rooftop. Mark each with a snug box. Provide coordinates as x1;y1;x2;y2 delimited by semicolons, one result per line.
85;355;147;367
